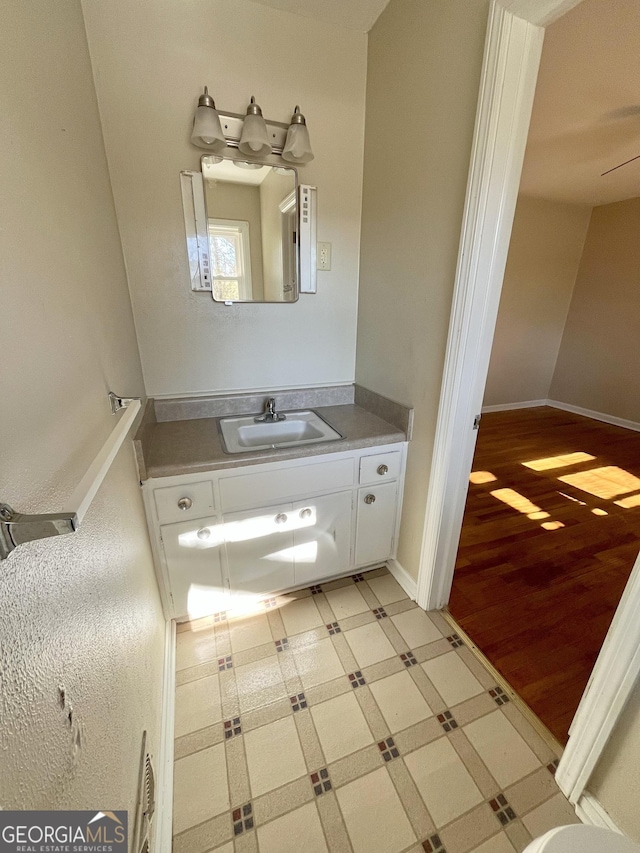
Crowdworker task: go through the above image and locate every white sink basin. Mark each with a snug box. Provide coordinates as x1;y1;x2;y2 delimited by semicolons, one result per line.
219;410;343;454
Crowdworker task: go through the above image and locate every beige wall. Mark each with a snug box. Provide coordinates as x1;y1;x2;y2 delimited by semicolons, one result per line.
550;197;640;422
259;170;295;301
590;679;640;841
484;196;591;407
356;0;491;580
82;0;367;398
0;0;165;810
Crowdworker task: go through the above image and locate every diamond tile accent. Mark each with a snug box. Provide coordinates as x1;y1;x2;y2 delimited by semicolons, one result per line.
423;834;446;852
437;710;458;732
378;737;400;762
218;655;233;672
447;633;464;648
490;686;510;706
326;621;341;635
223;717;242;739
547;759;559;776
275;638;289;652
214;611;227;623
232;802;254;835
264;597;278;609
310;584;323;595
352;573;365;582
490;794;517;826
373;607;388;619
348;670;366;688
290;692;308;712
310;767;332;796
400;651;418;667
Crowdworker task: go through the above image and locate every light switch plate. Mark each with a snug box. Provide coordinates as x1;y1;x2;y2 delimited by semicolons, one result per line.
317;242;332;271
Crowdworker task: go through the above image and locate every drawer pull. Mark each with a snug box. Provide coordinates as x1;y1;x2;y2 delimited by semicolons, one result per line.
177;497;193;511
197;527;211;540
275;513;288;524
299;508;312;519
377;464;389;476
364;493;376;505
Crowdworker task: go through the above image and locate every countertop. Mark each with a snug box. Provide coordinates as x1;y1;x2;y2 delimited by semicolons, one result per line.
142;403;406;479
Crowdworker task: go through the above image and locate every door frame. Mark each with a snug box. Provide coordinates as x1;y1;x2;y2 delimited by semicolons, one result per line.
415;0;640;814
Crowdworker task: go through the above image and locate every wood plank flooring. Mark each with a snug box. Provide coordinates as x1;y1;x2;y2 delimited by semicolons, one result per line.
449;406;640;743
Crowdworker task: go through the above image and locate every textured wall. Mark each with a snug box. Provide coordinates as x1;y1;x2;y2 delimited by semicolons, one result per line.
0;0;165;812
81;0;367;397
484;196;591;407
550;197;640;422
356;0;491;579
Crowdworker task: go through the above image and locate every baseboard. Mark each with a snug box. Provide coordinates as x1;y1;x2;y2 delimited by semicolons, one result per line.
547;400;640;433
575;791;623;834
387;559;417;601
481;400;547;413
154;619;176;853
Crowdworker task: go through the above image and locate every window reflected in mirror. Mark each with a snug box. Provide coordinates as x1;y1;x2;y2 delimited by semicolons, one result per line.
201;156;298;303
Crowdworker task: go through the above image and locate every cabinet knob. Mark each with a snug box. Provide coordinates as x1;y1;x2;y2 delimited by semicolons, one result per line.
299;508;312;519
177;497;193;511
275;513;288;524
197;527;211;540
364;493;376;504
377;464;389;476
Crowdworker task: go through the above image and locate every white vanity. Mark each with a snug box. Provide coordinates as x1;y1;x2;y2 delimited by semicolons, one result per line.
137;395;409;621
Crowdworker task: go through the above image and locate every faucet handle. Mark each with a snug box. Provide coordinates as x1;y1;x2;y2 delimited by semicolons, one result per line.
266;397;276;413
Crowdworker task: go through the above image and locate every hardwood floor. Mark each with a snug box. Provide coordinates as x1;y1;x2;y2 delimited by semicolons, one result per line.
449;406;640;744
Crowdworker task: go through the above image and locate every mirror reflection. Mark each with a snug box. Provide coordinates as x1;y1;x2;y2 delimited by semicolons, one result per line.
201;156;298;303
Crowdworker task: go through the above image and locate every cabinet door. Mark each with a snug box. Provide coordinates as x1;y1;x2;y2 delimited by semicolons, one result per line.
354;482;398;567
224;503;295;595
160;516;225;620
293;491;353;586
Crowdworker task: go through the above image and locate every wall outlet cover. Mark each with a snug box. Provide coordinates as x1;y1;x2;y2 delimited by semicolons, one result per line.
317;242;332;271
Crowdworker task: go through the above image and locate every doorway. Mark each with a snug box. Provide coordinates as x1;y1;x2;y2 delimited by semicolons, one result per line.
415;0;640;812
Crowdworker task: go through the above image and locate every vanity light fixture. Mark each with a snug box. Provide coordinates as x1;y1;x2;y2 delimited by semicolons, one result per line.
190;86;227;153
281;106;314;164
238;96;272;158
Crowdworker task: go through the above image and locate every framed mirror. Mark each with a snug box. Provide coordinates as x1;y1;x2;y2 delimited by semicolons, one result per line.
201;156;298;303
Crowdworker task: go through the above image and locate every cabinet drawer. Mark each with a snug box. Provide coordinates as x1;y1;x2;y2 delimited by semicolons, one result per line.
154;480;215;525
219;457;354;512
359;451;401;485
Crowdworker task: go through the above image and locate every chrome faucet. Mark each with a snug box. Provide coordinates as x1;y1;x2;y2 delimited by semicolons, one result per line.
254;397;286;423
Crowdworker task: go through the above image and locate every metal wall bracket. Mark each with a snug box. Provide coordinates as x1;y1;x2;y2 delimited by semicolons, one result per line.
0;503;78;561
108;391;141;414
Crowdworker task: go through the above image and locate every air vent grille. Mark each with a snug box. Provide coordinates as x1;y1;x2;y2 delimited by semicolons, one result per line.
135;731;156;853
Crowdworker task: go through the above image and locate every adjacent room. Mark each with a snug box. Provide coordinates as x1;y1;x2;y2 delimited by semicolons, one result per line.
450;0;640;744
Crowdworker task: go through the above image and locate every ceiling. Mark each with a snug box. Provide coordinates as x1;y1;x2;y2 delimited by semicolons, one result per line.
519;0;640;206
247;0;391;32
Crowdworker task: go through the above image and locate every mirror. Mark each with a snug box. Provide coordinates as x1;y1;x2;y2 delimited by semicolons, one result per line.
201;155;298;302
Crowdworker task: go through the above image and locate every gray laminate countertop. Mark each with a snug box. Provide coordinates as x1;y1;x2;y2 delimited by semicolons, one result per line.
142;404;406;479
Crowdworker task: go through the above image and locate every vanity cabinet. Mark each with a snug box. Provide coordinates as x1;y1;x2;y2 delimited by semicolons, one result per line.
142;442;406;620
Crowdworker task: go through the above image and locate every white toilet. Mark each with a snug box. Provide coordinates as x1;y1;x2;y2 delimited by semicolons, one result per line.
524;825;640;852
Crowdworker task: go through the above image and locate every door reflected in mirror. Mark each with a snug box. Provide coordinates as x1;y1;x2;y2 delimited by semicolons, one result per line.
201;156;298;303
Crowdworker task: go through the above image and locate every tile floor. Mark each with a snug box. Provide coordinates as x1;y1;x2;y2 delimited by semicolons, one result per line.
173;567;579;853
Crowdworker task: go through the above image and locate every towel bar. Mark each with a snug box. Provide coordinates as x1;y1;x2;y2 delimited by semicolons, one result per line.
0;393;141;561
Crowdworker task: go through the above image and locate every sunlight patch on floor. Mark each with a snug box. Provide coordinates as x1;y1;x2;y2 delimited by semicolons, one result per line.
523;452;595;471
559;466;640;500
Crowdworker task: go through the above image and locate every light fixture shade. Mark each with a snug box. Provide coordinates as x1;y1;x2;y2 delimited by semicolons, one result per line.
190;87;227;152
282;106;314;164
238;97;272;158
